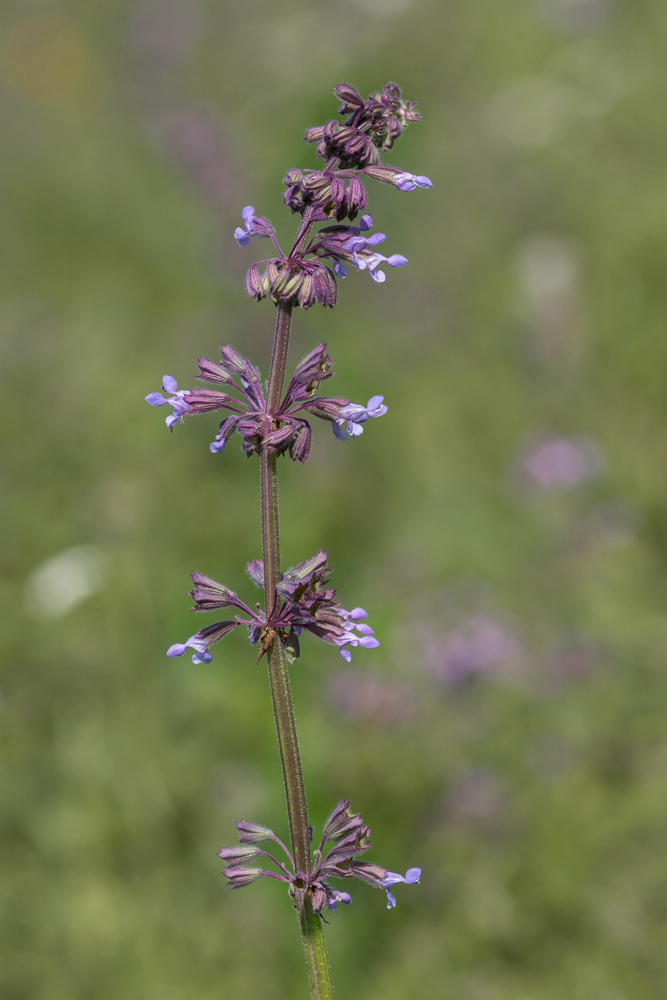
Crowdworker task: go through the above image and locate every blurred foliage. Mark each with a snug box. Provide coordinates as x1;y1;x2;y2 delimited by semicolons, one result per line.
2;0;667;997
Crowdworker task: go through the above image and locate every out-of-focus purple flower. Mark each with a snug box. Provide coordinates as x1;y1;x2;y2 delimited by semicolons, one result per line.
333;395;388;440
132;0;203;66
352;250;408;283
145;375;193;428
546;634;598;691
423;615;520;686
329;671;418;726
393;171;433;191
157;109;238;210
379;867;421;909
519;434;602;491
447;767;505;825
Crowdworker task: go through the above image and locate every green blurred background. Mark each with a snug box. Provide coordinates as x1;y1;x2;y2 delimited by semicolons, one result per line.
2;0;667;997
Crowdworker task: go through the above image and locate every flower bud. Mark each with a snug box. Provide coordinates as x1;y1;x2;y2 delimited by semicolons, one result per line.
289;423;312;463
219;344;246;374
189;572;237;610
310;886;327;913
197;357;235;385
183;389;234;413
246;264;264;301
217;844;261;862
224;866;264;888
298;273;315;310
323;799;364;840
235;820;275;844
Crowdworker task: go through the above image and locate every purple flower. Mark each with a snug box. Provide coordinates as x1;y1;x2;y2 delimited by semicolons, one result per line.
335;609;380;662
166;633;213;665
342;231;387;253
352;250;408;283
234;206;277;247
393;171;433;192
379;867;422;909
326;888;352;911
333;395;388;440
145;375;193;428
234;205;256;246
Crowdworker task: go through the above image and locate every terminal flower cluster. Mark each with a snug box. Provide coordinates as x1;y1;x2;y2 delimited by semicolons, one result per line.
231;82;430;309
218;800;420;914
166;550;380;665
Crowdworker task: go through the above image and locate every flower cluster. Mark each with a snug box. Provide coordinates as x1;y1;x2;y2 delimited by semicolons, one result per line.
242;212;409;307
218;800;421;914
146;343;388;459
166;551;380;665
230;82;431;309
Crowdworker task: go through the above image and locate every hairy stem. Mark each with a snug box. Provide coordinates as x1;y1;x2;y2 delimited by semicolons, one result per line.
298;894;334;1000
260;300;332;998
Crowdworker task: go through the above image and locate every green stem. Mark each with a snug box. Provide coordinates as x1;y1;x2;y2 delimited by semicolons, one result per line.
298;894;334;1000
260;300;333;999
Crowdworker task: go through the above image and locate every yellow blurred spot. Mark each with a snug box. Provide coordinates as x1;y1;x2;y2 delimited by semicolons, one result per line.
0;17;107;121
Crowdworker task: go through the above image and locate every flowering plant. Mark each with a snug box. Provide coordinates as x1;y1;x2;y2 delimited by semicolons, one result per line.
146;82;430;998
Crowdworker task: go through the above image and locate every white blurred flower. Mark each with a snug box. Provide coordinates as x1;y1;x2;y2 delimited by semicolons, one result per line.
25;545;107;618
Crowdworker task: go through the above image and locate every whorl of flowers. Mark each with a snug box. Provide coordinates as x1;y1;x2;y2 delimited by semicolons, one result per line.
218;799;420;913
165;550;379;666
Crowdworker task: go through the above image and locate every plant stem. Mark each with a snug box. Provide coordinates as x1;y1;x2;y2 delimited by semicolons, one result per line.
260;300;333;999
298;894;334;1000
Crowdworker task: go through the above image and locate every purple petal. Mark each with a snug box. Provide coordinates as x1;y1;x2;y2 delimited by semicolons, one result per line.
415;175;433;188
339;404;366;421
210;438;227;454
359;214;373;230
339;648;352;662
192;650;213;664
162;375;178;393
404;868;421;884
241;205;255;220
167;643;188;657
347;421;364;437
347;608;368;621
332;422;347;442
385;890;397;909
387;255;408;267
145;392;165;406
366;395;384;411
359;636;380;649
333;260;348;279
165;413;180;428
369;268;386;283
354;624;374;636
366;232;386;246
234;229;250;246
380;871;405;887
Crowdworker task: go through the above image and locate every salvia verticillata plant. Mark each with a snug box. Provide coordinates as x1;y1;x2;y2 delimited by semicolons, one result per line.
146;82;431;999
